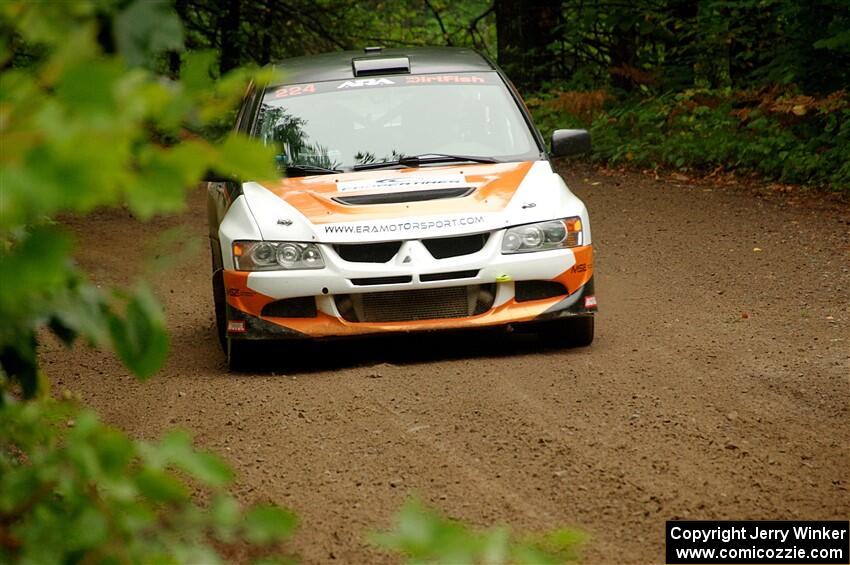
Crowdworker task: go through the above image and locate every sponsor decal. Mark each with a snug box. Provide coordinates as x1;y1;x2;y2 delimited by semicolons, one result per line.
337;78;395;89
274;84;316;98
227;320;247;333
583;295;597;309
266;74;495;104
405;75;486;84
322;214;488;236
228;288;256;297
337;174;466;193
570;263;588;273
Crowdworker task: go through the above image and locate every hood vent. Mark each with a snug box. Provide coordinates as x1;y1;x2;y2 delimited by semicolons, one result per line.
352;56;410;76
332;186;474;206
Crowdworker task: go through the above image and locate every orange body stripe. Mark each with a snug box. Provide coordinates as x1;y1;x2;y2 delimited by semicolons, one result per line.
223;271;276;316
553;245;593;294
257;162;534;224
273;296;559;337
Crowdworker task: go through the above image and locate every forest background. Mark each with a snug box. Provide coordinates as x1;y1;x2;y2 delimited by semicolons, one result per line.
179;0;850;191
1;0;847;563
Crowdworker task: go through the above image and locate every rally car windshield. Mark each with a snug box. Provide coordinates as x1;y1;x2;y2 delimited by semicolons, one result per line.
255;72;541;174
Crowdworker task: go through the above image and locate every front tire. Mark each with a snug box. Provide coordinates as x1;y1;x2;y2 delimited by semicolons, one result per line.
226;337;252;371
539;315;594;348
212;268;227;353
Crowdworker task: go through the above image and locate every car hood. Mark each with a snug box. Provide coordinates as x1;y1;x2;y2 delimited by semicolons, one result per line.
242;160;586;243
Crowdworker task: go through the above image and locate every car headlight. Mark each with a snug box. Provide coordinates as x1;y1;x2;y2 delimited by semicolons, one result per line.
501;217;583;254
233;241;325;271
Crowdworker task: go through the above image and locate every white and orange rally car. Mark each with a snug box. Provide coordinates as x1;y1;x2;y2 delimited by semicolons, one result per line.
207;47;596;369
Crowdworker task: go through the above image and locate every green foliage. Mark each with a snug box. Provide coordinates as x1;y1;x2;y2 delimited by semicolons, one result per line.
533;89;850;191
514;0;849;94
372;499;586;564
0;0;278;397
114;0;184;68
1;3;588;563
164;0;847;187
517;0;849;190
176;0;495;74
0;398;295;563
0;0;296;561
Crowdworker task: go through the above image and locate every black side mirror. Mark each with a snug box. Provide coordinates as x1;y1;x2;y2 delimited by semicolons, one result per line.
202;169;232;183
551;129;591;158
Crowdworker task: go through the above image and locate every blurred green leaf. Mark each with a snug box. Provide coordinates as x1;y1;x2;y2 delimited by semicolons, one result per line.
250;558;296;565
373;498;586;565
135;468;188;503
176;450;233;488
107;286;169;380
182;50;218;93
217;133;278;180
114;0;184;68
66;506;110;550
55;59;124;116
0;1;299;562
51;283;112;348
210;494;241;540
244;506;298;545
0;227;73;319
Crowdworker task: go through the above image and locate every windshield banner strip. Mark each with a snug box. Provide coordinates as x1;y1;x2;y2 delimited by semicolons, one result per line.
270;74;498;99
337;174;467;193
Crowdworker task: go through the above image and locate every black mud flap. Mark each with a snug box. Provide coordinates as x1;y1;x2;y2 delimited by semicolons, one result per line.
225;305;310;340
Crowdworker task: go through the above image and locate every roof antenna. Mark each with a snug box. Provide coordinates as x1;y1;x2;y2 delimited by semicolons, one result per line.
363;46;383;54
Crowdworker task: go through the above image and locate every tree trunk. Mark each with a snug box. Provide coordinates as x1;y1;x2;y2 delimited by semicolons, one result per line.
218;0;242;73
495;0;562;91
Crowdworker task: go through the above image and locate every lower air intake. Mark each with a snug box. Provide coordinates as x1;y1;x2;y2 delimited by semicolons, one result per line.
261;297;317;318
514;280;568;302
335;285;495;323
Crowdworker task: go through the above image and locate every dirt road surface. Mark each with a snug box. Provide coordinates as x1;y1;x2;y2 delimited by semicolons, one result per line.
44;164;850;563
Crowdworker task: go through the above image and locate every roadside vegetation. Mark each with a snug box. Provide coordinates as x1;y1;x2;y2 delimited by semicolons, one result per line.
172;0;849;192
2;0;845;562
530;88;849;191
0;1;583;562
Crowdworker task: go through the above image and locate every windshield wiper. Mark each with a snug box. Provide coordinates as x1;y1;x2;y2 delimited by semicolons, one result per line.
352;153;501;171
285;164;343;177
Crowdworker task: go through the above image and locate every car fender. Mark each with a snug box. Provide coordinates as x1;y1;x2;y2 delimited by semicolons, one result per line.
218;195;264;270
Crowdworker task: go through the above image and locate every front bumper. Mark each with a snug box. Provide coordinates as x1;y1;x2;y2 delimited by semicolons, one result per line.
223;243;596;339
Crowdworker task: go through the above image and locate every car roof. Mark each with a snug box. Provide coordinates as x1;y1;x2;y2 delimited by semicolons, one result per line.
270;47;497;86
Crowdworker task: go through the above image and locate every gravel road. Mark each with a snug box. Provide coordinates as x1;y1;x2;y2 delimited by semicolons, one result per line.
44;163;850;563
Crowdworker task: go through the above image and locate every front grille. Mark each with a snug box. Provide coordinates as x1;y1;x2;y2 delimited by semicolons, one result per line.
335;284;495;323
362;287;467;321
422;233;489;259
332;187;474;205
351;275;412;286
515;280;568;302
261;297;317;318
334;241;401;263
420;269;479;282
